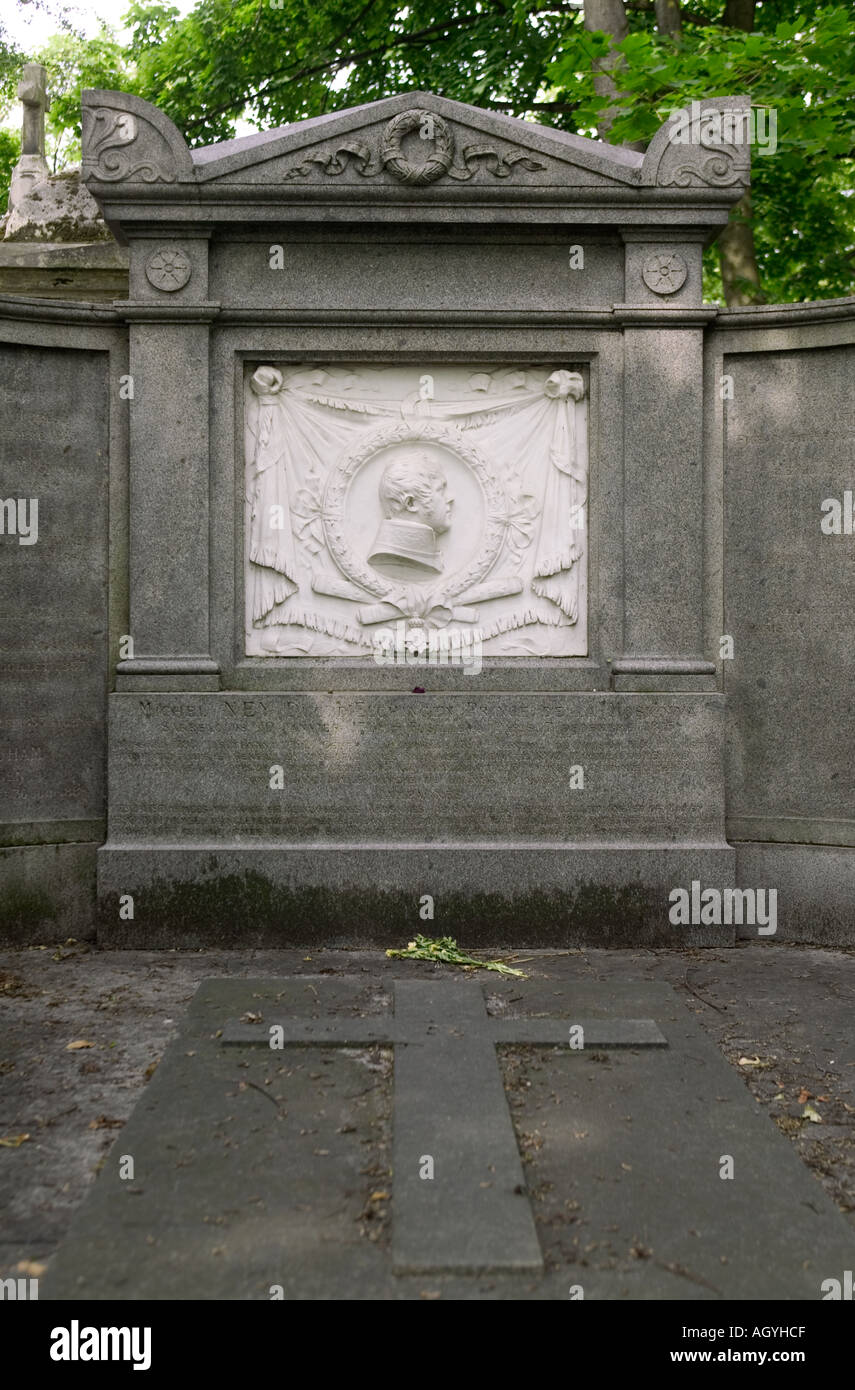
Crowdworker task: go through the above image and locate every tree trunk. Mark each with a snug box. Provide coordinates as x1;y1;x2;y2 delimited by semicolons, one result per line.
716;0;763;304
718;191;766;306
722;0;756;29
583;0;636;142
654;0;682;39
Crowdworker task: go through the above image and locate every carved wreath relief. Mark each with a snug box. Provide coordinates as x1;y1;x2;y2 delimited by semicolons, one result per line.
282;108;547;185
244;365;588;657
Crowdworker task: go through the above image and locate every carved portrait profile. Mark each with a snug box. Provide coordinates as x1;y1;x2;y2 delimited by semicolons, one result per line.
368;453;454;580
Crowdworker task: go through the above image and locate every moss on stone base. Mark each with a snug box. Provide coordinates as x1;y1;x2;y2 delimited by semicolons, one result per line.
97;862;711;948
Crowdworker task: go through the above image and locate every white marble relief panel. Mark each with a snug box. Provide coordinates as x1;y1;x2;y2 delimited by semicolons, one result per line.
244;363;588;657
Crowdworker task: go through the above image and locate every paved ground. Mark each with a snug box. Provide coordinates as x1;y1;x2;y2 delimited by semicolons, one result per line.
1;940;853;1294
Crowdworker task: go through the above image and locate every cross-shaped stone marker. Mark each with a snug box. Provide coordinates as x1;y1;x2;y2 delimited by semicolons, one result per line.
222;978;667;1274
18;63;50;158
8;63;50;214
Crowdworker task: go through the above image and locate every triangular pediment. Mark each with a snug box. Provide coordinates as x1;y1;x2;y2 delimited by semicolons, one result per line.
80;89;750;209
190;92;643;191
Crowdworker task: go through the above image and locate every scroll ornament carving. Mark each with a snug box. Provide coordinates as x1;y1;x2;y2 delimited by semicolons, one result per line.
650;105;751;189
82;106;177;183
282;108;547;185
659;150;749;188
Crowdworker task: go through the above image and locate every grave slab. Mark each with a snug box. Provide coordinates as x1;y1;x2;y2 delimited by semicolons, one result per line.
40;975;855;1301
223;978;665;1272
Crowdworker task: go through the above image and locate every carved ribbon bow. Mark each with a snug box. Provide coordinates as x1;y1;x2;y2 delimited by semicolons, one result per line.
358;586;477;629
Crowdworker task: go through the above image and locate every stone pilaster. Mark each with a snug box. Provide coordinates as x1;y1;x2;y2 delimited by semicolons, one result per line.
612;230;717;691
115;232;220;689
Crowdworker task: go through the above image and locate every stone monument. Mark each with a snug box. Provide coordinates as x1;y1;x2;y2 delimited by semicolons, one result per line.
0;65;127;299
1;87;853;945
7;64;51;211
75;88;745;945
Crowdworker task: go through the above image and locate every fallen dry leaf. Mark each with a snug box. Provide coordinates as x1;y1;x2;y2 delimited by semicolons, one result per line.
88;1115;124;1130
0;1133;30;1148
797;1088;812;1104
0;972;28;997
737;1055;775;1069
369;1191;390;1201
66;1040;94;1051
16;1260;46;1277
803;1104;822;1124
240;1011;263;1024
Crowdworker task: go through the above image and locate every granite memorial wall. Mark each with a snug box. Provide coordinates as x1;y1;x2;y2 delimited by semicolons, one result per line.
0;88;852;944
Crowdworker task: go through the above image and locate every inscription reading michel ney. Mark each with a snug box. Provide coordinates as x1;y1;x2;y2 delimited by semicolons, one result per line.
244;364;588;657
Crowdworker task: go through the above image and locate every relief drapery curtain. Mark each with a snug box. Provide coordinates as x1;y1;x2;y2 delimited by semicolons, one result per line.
245;366;586;634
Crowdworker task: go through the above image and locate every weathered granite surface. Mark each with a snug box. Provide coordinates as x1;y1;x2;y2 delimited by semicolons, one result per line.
38;974;855;1299
0;339;110;940
0;240;128;301
0;89;852;944
4;168;112;244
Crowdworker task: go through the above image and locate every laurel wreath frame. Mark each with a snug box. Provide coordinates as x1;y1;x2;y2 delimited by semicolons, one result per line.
322;420;508;600
380;109;455;186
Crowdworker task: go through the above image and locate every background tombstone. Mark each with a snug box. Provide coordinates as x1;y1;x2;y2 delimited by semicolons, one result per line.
7;64;50;211
0;63;128;299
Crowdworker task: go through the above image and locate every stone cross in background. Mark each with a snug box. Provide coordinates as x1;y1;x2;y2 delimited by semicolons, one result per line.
20;62;50;157
8;63;50;213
